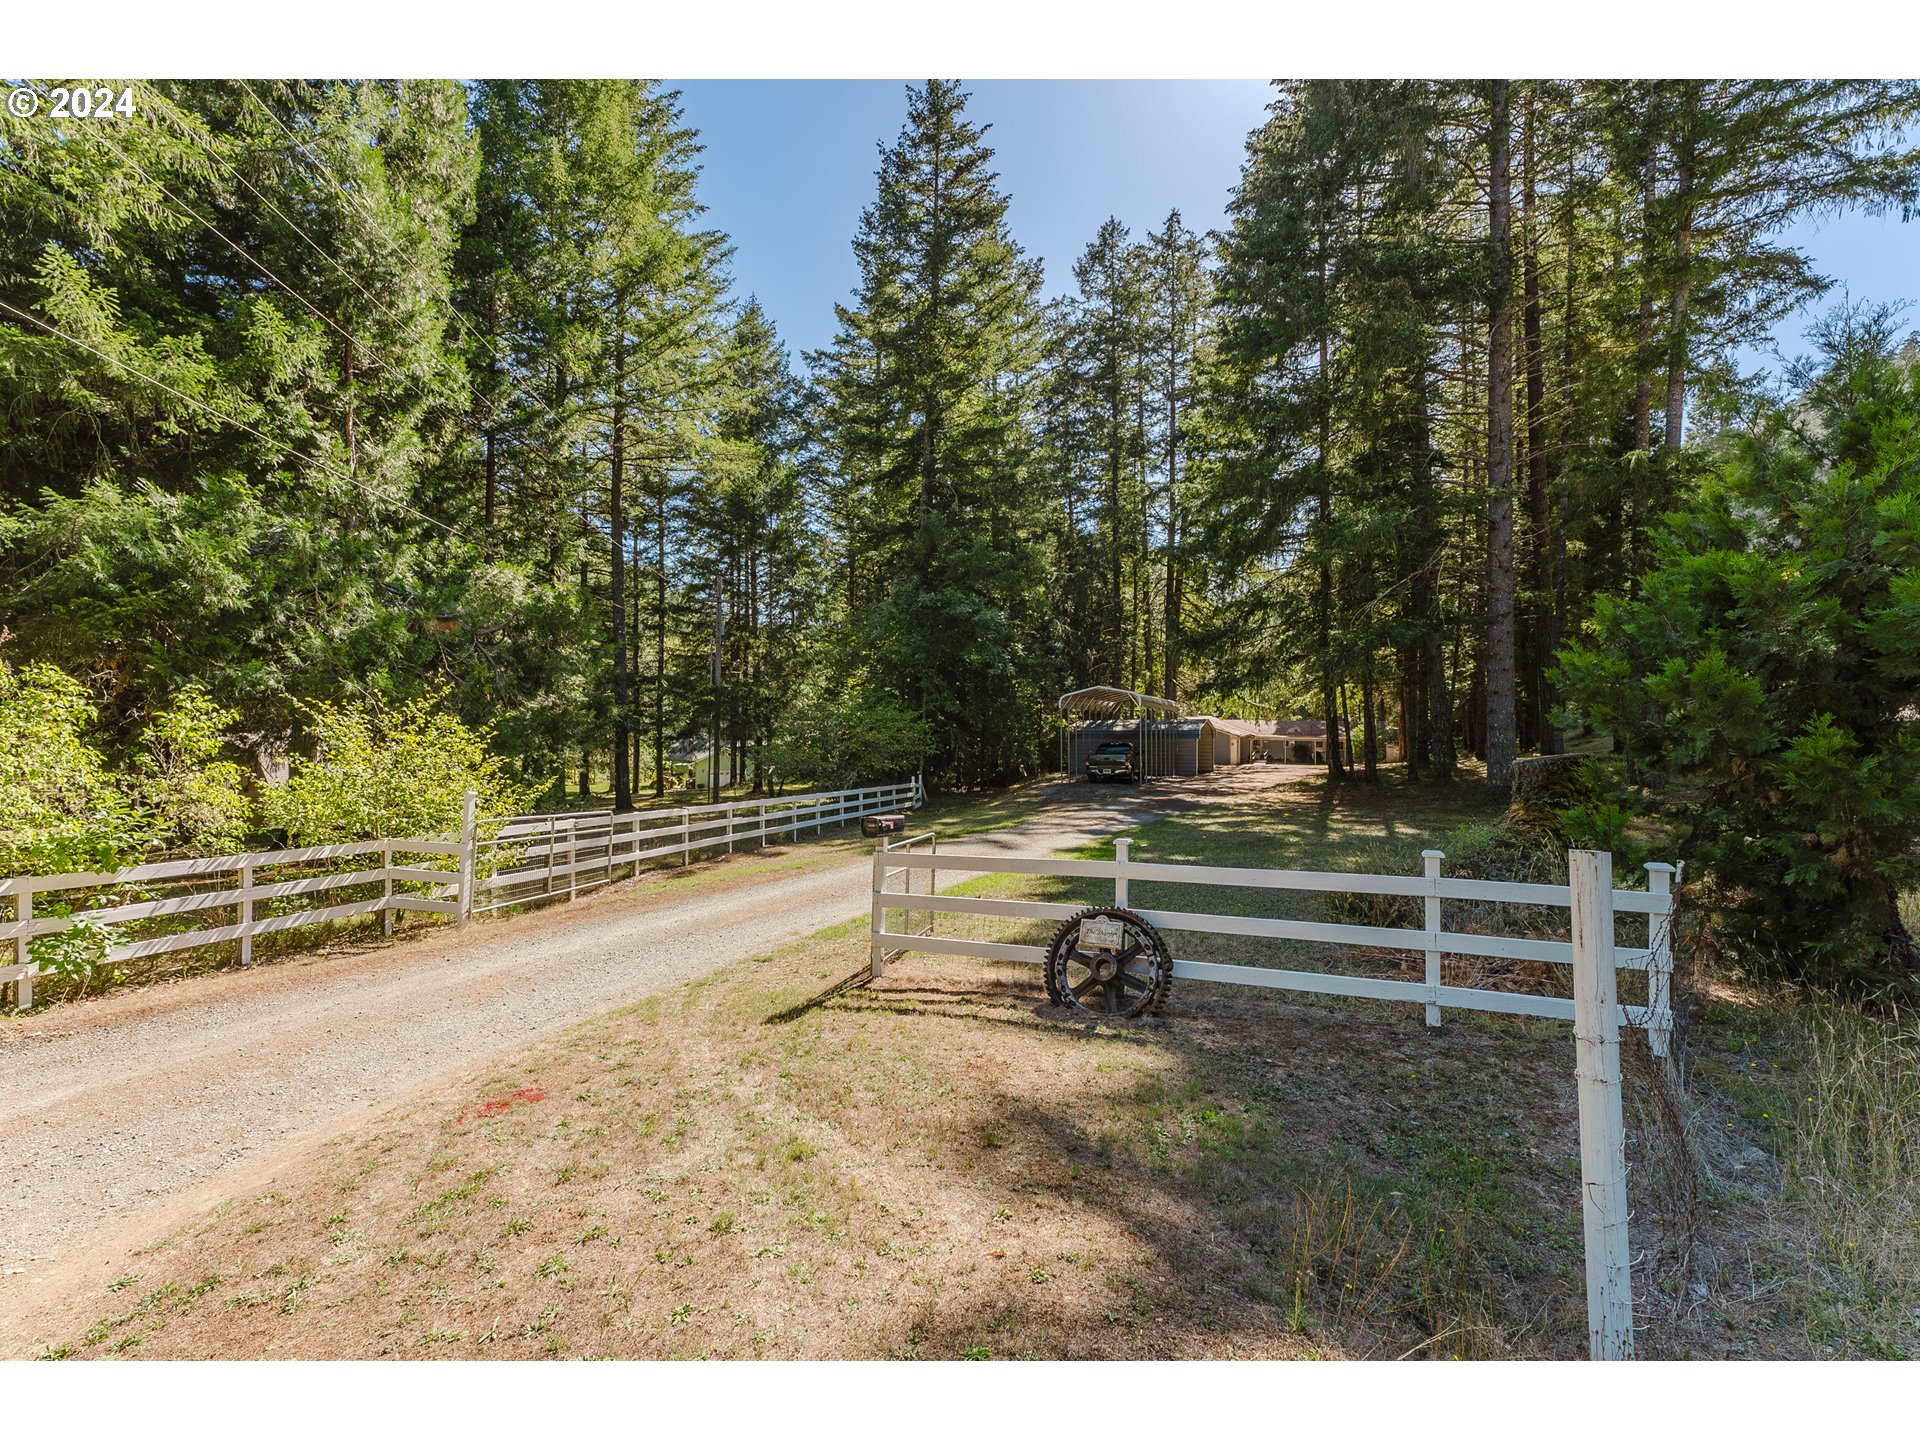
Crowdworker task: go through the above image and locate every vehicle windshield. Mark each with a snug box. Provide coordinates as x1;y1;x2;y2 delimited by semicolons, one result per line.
1091;744;1134;755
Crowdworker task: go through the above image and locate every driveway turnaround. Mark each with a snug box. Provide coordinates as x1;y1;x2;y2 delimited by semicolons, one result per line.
0;767;1305;1337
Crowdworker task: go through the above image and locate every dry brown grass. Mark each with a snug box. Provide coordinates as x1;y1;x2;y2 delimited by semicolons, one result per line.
42;919;1616;1360
36;769;1863;1361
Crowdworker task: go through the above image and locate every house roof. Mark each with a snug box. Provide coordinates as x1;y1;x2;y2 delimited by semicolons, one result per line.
1196;715;1266;738
1264;718;1350;738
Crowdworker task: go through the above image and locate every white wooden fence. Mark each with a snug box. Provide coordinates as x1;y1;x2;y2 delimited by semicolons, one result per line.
471;779;923;913
2;778;923;1010
868;839;1677;1360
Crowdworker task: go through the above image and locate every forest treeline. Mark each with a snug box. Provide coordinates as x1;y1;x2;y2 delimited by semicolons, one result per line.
3;77;1918;811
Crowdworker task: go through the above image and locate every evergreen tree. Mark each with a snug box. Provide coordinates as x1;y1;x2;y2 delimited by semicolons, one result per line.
808;81;1051;786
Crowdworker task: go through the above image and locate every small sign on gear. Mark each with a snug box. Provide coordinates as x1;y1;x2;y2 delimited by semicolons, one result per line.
1043;906;1172;1021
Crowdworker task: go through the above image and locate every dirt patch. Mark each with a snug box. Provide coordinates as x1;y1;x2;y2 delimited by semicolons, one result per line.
16;764;1834;1361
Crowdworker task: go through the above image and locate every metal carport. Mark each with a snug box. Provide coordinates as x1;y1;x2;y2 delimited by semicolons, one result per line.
1057;685;1185;782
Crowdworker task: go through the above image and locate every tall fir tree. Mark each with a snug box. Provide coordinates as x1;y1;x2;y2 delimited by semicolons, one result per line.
808;81;1051;786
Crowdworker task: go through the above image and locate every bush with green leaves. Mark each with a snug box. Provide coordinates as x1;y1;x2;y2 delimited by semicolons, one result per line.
766;687;931;792
1556;320;1920;985
259;690;537;845
135;685;255;854
0;656;150;875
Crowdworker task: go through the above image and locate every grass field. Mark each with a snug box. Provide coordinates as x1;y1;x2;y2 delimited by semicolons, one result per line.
39;771;1916;1361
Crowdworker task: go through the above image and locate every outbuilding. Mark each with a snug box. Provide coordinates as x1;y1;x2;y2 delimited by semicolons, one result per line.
1059;686;1229;780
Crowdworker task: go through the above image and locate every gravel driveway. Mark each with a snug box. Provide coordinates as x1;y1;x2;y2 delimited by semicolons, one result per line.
0;766;1304;1337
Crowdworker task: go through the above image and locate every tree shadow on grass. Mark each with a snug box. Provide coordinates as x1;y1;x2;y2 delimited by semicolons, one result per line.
789;955;1627;1359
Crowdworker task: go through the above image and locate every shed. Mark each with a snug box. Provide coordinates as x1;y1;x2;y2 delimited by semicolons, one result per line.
1160;717;1216;776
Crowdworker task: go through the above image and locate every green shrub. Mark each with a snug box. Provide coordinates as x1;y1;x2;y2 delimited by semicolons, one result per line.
259;690;537;844
0;656;149;875
1556;332;1920;986
135;685;255;854
766;686;930;792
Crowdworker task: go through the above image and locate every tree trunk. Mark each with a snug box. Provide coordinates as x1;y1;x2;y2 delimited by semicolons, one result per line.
1484;79;1518;794
1317;240;1344;781
1163;305;1182;701
609;301;632;813
1664;138;1696;453
1521;94;1552;758
1415;360;1454;778
1632;148;1657;454
483;430;497;536
652;475;668;798
1360;657;1377;782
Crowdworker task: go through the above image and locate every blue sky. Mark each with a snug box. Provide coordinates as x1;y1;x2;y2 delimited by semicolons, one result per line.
670;80;1919;379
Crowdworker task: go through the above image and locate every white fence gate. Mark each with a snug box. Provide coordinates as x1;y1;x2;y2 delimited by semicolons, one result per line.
2;778;924;1010
867;839;1676;1361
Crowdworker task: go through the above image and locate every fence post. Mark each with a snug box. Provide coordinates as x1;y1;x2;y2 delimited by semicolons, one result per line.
760;801;769;847
869;850;888;981
547;816;557;895
380;846;394;938
1114;838;1131;909
458;790;478;929
1570;848;1634;1361
234;861;254;965
680;809;690;867
1644;862;1676;1061
14;891;31;1011
1422;850;1444;1028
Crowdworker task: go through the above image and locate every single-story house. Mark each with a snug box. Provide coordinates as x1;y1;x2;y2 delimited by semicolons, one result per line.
1195;716;1266;767
1255;718;1401;764
1258;718;1345;764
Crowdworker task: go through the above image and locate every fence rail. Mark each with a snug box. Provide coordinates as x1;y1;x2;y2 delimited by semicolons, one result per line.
3;778;923;1010
868;841;1675;1047
867;838;1673;1359
472;780;922;913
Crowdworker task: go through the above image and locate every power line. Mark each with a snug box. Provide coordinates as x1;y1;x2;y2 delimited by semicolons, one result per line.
234;79;514;377
87;125;380;364
139;86;411;341
142;83;519;435
0;296;467;541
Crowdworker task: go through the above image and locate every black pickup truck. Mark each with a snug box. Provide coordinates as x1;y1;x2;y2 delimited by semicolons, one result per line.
1084;740;1141;784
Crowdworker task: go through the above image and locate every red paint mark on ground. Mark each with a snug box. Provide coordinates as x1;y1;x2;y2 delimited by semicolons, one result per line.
456;1086;546;1124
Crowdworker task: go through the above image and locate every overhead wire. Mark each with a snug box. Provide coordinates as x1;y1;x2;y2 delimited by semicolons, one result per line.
234;79;515;377
139;82;520;435
85;125;382;364
0;295;467;541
